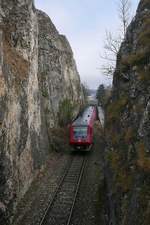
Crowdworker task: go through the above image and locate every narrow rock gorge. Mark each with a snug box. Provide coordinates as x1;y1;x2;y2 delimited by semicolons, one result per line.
105;0;150;224
0;0;84;223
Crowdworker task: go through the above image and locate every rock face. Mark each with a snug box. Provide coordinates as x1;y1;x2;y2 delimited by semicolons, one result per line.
0;0;83;223
37;9;83;129
105;0;150;224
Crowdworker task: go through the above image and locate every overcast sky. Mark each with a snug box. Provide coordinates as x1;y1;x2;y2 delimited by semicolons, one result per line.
35;0;140;89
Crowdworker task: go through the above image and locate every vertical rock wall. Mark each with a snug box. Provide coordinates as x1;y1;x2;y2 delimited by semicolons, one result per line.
37;10;83;129
0;0;84;223
105;0;150;224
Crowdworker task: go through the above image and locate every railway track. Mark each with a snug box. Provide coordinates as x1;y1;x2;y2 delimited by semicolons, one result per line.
40;154;87;225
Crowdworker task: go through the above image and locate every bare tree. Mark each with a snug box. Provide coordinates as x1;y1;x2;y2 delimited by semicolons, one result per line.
118;0;131;38
101;31;122;75
104;31;121;56
101;0;132;76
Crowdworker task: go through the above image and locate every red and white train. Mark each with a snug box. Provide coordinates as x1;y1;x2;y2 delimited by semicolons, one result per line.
69;106;97;150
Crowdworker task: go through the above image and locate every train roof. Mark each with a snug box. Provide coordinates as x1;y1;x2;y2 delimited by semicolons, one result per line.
72;106;95;126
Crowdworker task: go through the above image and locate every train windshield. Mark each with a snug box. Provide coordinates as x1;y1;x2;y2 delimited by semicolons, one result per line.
73;127;87;139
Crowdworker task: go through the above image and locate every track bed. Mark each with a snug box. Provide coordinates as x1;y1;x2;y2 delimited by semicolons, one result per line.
40;155;87;225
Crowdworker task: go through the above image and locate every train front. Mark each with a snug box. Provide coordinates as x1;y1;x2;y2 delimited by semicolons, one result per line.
69;125;92;149
69;106;96;150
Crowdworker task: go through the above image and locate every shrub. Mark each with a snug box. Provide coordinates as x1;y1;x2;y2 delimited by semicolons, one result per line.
138;182;150;224
137;142;150;172
111;132;121;146
138;15;150;46
116;168;132;192
138;29;150;46
138;69;149;83
107;151;132;192
107;151;120;170
58;98;75;126
107;96;128;124
124;127;137;144
124;50;149;67
49;127;70;152
42;89;49;98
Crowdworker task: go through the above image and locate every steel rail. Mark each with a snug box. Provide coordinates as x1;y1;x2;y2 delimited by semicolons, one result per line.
39;156;74;225
39;155;87;225
66;156;87;225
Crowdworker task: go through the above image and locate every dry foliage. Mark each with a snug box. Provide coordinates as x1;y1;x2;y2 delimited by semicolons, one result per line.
107;96;128;123
138;70;149;82
124;127;136;144
137;142;150;172
121;50;149;67
107;151;132;192
49;127;70;152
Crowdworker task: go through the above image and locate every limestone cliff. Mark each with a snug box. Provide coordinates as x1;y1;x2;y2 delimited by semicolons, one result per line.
37;9;83;129
105;0;150;224
0;0;83;223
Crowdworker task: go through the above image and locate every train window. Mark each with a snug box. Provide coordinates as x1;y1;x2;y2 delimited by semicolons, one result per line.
73;127;87;139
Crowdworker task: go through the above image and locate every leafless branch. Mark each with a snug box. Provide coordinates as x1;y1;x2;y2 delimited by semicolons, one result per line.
117;0;131;38
100;0;132;76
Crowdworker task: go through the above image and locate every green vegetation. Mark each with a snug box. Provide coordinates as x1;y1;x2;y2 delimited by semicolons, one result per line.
42;88;49;98
58;98;75;126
